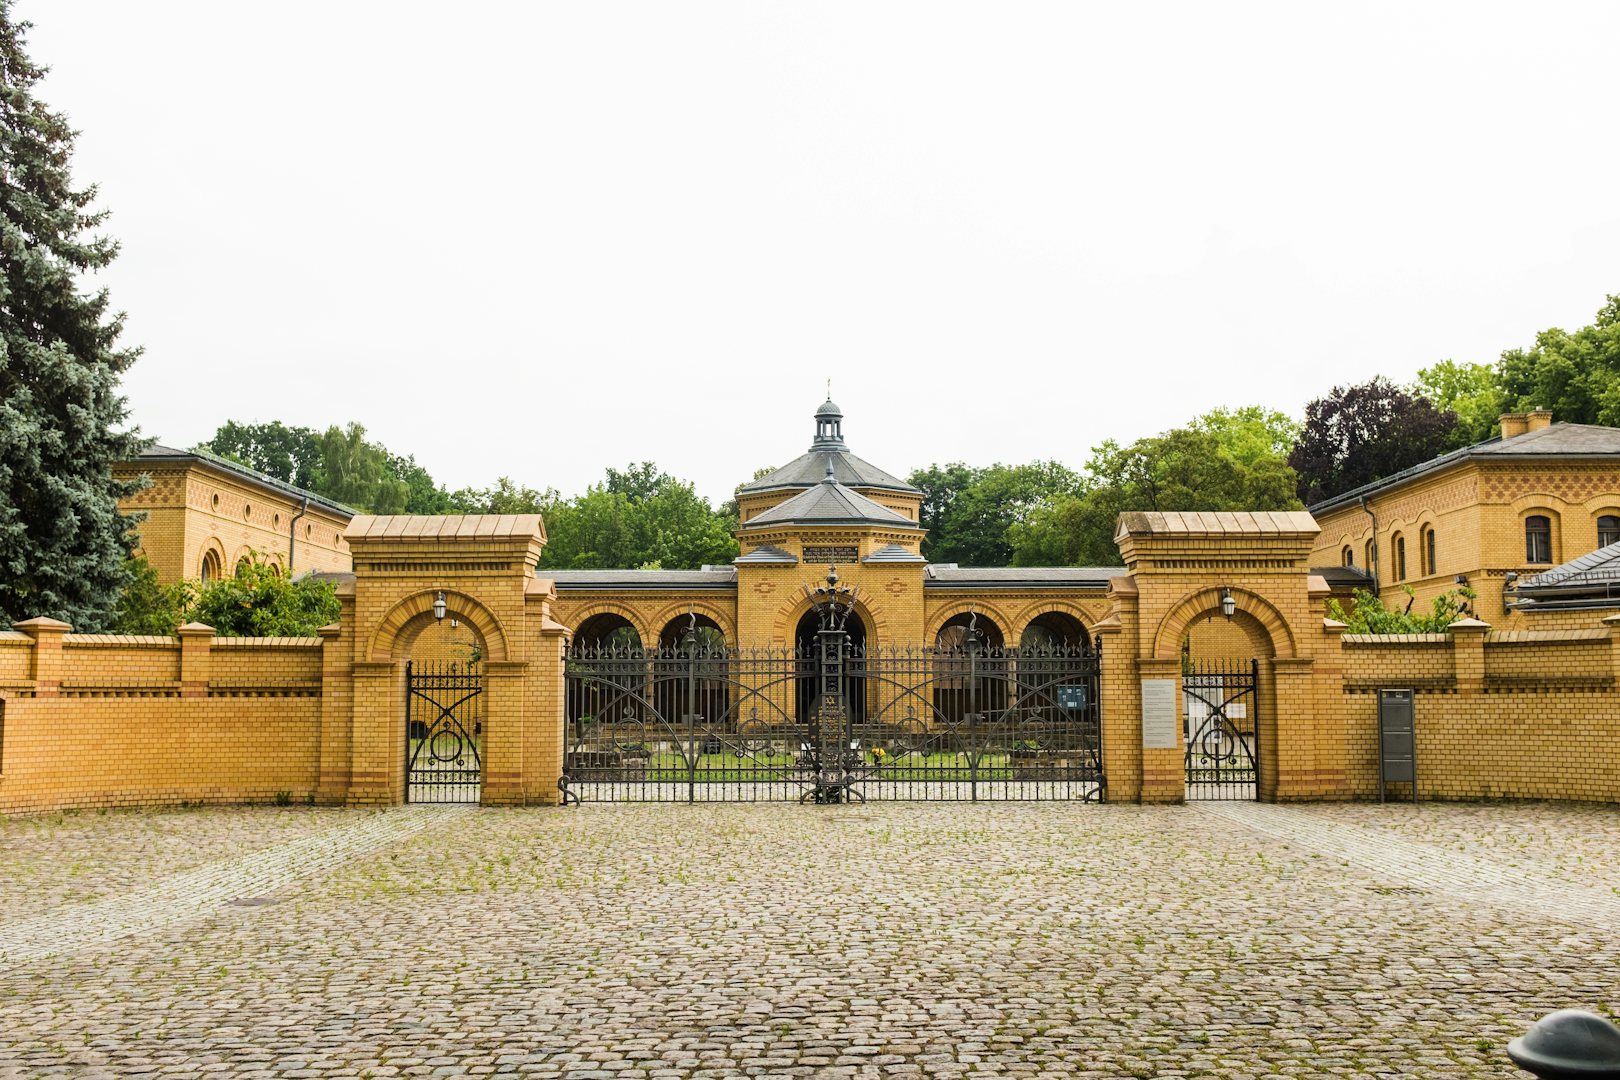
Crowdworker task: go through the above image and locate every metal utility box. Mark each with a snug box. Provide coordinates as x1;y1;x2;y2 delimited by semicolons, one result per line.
1377;689;1417;803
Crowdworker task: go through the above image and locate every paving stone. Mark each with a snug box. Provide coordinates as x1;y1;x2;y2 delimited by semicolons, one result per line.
2;801;1618;1077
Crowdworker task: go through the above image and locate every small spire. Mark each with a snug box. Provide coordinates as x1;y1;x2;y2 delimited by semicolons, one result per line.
822;458;837;484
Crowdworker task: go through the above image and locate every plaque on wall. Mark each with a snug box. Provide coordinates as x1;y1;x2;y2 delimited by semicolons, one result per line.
1141;678;1178;748
803;545;859;563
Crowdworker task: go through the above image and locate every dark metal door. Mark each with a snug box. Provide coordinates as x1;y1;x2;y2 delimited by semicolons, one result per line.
406;660;484;804
1183;659;1259;801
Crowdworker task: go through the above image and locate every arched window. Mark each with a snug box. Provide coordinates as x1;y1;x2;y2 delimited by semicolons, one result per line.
1599;515;1620;548
1392;534;1406;582
1341;545;1354;567
199;549;222;583
1423;527;1436;577
1364;540;1376;572
1525;515;1552;563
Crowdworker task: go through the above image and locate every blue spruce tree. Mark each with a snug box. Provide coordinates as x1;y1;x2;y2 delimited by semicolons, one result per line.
0;2;146;630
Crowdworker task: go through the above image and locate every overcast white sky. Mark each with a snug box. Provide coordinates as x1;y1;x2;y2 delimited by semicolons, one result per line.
22;1;1620;503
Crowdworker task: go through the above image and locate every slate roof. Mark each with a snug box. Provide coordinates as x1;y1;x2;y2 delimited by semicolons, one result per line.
734;544;799;564
862;543;926;564
740;478;921;530
1311;565;1376;590
925;564;1125;588
1310;423;1620;515
1516;543;1620;593
133;445;356;518
740;450;920;495
543;568;738;589
738;400;920;495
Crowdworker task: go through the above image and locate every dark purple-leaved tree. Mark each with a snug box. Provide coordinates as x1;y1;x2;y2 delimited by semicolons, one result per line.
1289;377;1458;505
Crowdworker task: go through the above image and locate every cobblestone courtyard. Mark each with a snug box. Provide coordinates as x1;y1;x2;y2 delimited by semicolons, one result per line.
2;801;1618;1078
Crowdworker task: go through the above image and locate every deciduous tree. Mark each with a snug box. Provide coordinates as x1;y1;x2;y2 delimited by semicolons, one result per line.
1288;378;1457;505
1496;295;1620;425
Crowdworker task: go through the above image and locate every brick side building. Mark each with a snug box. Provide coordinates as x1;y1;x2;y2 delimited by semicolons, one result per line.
114;445;354;584
1308;411;1620;621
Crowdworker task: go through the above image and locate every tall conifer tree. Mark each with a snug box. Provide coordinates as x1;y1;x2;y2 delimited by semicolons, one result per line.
0;3;145;629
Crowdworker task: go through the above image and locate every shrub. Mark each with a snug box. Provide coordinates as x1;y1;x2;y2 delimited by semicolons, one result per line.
1326;585;1476;634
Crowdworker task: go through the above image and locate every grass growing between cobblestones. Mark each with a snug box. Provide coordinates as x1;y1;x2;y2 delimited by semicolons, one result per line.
1;801;1617;1077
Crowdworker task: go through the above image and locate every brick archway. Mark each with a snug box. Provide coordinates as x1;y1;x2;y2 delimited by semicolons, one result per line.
1151;586;1296;661
368;590;511;663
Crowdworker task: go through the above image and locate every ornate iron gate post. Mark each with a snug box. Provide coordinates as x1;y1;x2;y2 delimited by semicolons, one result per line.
804;568;859;803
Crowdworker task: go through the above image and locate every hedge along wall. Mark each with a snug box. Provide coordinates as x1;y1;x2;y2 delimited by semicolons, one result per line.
1338;624;1620;803
0;620;323;815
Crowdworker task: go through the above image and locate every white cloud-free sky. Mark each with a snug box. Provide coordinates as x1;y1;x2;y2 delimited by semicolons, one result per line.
21;1;1620;504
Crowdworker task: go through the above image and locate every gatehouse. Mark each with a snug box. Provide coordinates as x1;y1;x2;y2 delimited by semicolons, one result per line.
5;399;1620;814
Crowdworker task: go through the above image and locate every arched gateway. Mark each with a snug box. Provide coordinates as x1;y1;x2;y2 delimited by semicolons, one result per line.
318;406;1328;811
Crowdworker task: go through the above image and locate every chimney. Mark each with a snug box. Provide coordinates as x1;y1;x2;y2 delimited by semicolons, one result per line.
1500;413;1529;439
1525;408;1554;433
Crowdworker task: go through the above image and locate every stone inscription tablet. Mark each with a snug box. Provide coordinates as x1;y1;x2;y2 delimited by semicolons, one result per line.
803;545;859;563
1141;678;1178;748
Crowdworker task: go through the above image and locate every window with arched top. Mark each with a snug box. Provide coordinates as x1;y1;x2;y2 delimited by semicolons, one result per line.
1392;534;1406;581
1525;515;1552;564
1364;540;1375;573
1599;515;1620;549
199;549;222;583
1341;546;1353;567
1423;527;1437;577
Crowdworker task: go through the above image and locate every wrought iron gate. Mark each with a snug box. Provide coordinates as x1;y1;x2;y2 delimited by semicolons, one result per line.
406;660;483;804
561;611;1102;805
1182;659;1259;801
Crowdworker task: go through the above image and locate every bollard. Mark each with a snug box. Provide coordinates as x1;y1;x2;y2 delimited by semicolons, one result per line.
1508;1010;1620;1078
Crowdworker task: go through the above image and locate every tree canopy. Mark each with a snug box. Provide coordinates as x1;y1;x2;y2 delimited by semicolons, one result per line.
1496;295;1620;425
1288;377;1458;505
1008;412;1303;567
0;5;146;630
909;462;1083;566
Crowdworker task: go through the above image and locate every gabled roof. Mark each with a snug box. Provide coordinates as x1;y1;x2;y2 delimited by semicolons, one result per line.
741;478;921;530
1310;423;1620;515
132;444;355;518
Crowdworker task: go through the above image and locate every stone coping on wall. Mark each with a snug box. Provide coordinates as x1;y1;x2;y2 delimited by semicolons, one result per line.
1341;633;1452;645
1486;628;1612;644
211;637;325;648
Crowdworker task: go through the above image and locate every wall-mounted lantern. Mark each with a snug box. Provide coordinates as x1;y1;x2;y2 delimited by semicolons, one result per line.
433;591;447;622
1220;588;1236;621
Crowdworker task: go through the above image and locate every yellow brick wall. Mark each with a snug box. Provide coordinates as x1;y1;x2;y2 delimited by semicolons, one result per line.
0;631;323;815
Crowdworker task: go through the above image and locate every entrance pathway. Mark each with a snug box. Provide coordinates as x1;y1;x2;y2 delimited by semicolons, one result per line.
3;801;1618;1078
1193;801;1620;931
0;806;459;965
